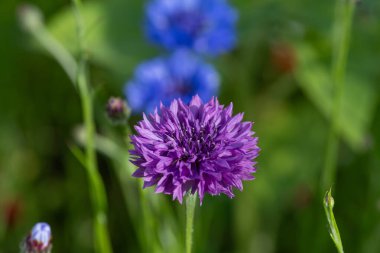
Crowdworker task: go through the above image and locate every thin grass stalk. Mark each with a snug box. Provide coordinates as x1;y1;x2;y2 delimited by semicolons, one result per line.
72;0;113;252
321;0;356;192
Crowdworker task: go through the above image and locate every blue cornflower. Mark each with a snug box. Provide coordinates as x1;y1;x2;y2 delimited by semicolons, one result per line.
145;0;237;55
124;50;220;114
22;222;52;253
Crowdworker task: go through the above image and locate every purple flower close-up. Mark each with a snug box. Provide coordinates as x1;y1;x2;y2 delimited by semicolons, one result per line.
130;95;260;204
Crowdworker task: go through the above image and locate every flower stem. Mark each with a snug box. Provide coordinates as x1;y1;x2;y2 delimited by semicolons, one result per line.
321;0;356;192
186;194;197;253
324;189;344;253
18;4;77;83
19;2;113;252
74;125;159;252
33;28;77;83
72;0;113;253
127;127;157;253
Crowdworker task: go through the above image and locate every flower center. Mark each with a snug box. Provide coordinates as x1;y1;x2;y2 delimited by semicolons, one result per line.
164;79;194;98
170;10;206;38
177;124;218;163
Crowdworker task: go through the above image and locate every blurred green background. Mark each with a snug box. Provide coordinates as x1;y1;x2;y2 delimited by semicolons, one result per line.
1;0;380;252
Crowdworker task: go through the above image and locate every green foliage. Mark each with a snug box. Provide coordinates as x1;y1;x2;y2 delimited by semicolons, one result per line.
295;43;377;151
1;0;380;253
47;0;157;76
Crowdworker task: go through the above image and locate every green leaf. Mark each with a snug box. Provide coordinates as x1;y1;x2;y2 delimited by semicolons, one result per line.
47;0;158;76
294;43;377;151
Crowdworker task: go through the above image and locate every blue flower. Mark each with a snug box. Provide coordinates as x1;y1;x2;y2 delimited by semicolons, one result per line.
22;222;52;253
124;51;220;114
145;0;237;55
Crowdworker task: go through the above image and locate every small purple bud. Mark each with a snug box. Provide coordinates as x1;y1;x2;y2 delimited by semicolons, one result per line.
106;97;130;124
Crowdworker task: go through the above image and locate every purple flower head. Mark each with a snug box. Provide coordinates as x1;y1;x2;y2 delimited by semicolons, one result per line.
125;50;219;114
25;222;52;253
145;0;237;55
130;95;259;204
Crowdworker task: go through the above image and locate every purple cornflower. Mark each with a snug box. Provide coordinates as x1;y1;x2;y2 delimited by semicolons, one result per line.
145;0;237;55
23;222;52;253
125;50;219;114
130;95;259;204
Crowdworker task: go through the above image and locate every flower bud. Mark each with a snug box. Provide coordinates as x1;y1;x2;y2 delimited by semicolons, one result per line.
324;189;335;209
17;4;44;33
106;97;130;124
22;222;52;253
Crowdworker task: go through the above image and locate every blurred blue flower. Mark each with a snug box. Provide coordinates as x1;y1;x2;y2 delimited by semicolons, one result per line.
145;0;237;55
125;51;220;114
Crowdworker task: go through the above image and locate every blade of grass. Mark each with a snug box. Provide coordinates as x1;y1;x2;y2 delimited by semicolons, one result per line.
321;0;356;192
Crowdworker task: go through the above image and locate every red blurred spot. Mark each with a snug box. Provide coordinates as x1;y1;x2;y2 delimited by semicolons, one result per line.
293;185;313;209
270;42;297;73
4;199;22;229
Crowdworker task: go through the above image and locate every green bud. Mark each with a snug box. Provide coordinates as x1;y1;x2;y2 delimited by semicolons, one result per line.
17;4;44;33
324;189;335;209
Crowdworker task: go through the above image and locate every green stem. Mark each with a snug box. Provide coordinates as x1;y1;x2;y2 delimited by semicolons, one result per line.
0;221;4;250
20;2;112;253
122;124;152;252
126;125;158;253
72;1;113;253
139;182;152;253
324;189;344;253
19;4;77;83
78;60;112;253
35;28;77;83
74;125;158;253
186;194;197;253
321;0;356;191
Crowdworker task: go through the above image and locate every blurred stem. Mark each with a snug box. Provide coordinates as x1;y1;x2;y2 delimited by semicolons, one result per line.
186;194;197;253
0;224;4;250
324;189;344;253
126;125;158;253
139;181;152;252
321;0;356;192
21;2;112;252
33;29;77;83
72;1;113;253
19;4;77;83
74;125;160;252
123;125;151;252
